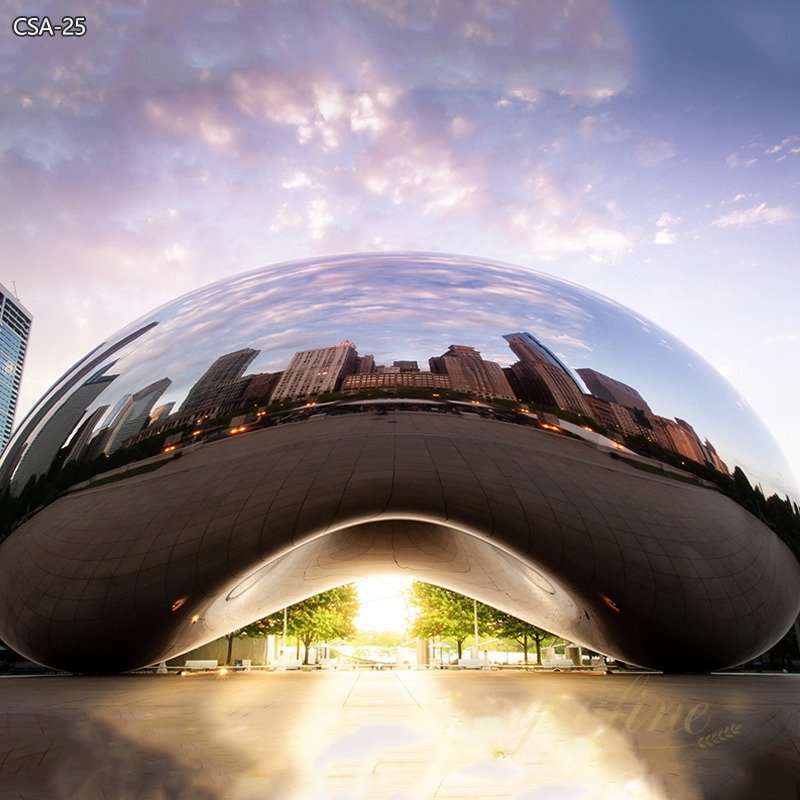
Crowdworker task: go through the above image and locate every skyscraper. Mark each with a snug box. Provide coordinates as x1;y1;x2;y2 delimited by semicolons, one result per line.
576;368;652;414
11;367;117;491
271;341;358;401
103;377;172;455
429;345;515;400
503;332;592;417
178;348;259;413
0;284;32;453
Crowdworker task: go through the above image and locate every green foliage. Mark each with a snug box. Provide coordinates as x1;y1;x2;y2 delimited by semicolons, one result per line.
246;584;359;664
409;582;494;658
485;610;556;665
409;581;558;663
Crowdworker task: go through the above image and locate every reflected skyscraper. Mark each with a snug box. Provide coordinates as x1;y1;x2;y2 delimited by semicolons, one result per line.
355;355;375;374
0;322;157;488
63;405;109;464
147;402;175;427
103;378;172;455
11;367;117;491
576;368;652;414
504;332;592;417
429;345;514;400
271;341;358;401
179;349;259;413
0;284;31;453
0;253;797;676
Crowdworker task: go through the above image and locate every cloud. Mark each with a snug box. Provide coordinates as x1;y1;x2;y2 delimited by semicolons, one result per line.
765;334;798;344
579;113;628;142
711;202;795;228
634;139;676;166
765;135;799;155
0;0;638;420
656;212;681;228
281;171;314;189
726;152;758;168
653;211;679;244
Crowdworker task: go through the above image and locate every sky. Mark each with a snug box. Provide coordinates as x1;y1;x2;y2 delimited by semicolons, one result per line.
2;1;799;486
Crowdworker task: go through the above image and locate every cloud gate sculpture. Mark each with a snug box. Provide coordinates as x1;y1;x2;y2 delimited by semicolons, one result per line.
0;252;798;674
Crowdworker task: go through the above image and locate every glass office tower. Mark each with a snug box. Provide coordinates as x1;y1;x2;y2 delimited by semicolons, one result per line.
0;283;32;453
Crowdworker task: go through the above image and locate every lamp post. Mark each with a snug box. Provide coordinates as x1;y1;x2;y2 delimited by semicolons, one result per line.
281;606;288;664
471;598;479;661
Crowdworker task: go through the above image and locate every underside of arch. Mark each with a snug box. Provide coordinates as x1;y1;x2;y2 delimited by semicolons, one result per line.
0;412;797;673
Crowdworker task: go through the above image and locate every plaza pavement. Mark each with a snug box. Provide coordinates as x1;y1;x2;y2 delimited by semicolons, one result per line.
0;670;798;800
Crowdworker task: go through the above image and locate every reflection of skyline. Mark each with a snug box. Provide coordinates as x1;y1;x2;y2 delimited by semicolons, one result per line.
76;330;730;483
1;255;793;498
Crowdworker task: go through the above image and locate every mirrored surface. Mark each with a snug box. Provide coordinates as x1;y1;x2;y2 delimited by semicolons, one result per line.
0;253;798;673
3;252;795;502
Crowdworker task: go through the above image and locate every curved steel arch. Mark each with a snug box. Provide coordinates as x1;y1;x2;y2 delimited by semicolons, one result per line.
0;411;797;673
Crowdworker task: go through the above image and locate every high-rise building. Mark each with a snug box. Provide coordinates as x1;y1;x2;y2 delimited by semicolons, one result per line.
63;405;110;464
429;345;515;400
670;418;707;464
11;367;117;491
271;341;358;401
241;371;282;405
341;371;451;392
0;284;32;453
392;360;420;373
703;439;729;475
103;377;172;455
503;332;592;417
584;394;642;438
355;355;375;374
576;368;652;414
148;402;175;427
178;349;259;413
0;322;158;488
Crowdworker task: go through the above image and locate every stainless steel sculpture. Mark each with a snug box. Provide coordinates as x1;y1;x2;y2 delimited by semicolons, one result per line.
0;253;797;673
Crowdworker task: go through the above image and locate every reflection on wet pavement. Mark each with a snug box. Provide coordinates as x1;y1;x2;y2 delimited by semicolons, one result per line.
1;671;798;799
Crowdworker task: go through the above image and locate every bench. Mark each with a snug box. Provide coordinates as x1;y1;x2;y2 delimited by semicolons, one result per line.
184;659;218;671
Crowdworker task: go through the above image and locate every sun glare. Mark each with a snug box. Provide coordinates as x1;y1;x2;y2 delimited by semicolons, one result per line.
353;575;414;633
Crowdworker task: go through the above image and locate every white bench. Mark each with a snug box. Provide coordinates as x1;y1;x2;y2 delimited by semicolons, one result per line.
184;659;218;671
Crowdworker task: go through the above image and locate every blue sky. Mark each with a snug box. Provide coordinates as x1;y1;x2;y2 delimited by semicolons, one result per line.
2;0;799;488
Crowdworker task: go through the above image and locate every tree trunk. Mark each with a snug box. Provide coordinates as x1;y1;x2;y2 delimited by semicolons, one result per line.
225;634;234;666
296;638;300;659
302;635;312;665
523;632;529;664
457;639;463;659
535;633;542;666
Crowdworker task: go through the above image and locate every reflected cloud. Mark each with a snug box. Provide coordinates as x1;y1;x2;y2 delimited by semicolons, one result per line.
1;253;798;677
2;252;793;499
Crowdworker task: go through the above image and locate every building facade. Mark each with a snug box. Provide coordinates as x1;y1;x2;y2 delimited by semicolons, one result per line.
504;332;592;418
178;349;260;413
103;377;172;455
576;368;652;414
341;371;451;392
429;345;515;400
271;341;358;401
0;285;32;453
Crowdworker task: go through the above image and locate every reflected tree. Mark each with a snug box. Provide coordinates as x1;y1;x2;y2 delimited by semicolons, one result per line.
252;584;359;665
408;582;494;659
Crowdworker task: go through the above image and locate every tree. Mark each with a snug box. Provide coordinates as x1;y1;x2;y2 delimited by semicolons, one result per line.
485;610;555;665
222;620;268;666
408;582;493;659
254;584;359;664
